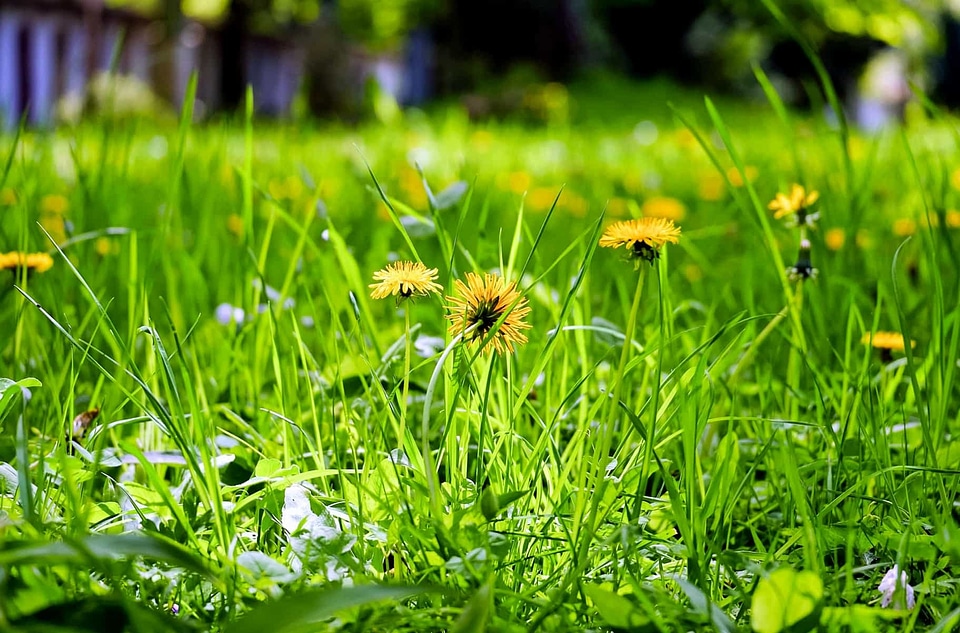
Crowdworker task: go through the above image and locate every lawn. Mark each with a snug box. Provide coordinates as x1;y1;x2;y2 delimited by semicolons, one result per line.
1;73;959;632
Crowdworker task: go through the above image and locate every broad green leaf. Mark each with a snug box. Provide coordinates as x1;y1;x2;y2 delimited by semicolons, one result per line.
452;581;492;633
0;377;41;419
583;584;649;630
226;584;437;633
751;567;823;633
237;551;296;584
0;533;215;580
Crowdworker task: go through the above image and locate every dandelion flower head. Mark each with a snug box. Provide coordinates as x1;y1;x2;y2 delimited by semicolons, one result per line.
0;251;54;274
768;184;819;225
446;272;531;354
370;261;442;301
861;331;914;352
599;217;681;265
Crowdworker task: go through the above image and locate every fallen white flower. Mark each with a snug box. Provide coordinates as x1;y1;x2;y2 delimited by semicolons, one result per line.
878;565;915;610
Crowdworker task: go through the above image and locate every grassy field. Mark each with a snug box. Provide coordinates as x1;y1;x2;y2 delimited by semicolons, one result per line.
1;72;959;632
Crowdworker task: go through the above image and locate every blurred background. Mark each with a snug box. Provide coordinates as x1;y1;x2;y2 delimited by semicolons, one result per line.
0;0;955;129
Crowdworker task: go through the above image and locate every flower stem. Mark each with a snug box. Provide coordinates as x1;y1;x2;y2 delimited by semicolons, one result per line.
399;308;412;455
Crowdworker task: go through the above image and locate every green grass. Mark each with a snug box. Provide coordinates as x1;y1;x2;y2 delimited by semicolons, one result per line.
1;74;959;632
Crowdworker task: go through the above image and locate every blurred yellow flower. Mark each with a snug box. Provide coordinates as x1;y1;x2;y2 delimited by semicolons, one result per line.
727;165;758;188
825;228;845;251
470;130;493;149
698;174;724;201
768;184;818;219
268;176;304;201
947;210;960;228
674;128;697;149
951;167;960;191
861;331;914;352
0;188;16;206
40;194;69;215
0;251;54;273
848;136;866;161
94;237;119;257
605;197;630;218
227;214;244;238
642;196;686;221
561;192;589;217
40;215;68;245
398;167;428;209
892;218;916;237
507;171;532;194
527;187;558;212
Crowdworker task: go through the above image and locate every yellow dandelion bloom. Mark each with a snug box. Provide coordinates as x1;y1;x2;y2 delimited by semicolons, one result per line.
40;194;69;215
861;331;915;352
470;130;494;149
642;196;686;221
947;210;960;228
94;237;119;257
605;197;631;218
446;272;531;354
527;187;559;212
951;167;960;191
1;188;16;206
227;213;244;238
507;171;532;194
727;165;759;188
825;228;845;251
0;251;54;274
39;215;68;245
599;217;682;265
893;218;916;237
768;184;819;220
370;261;442;301
698;174;724;201
560;192;588;217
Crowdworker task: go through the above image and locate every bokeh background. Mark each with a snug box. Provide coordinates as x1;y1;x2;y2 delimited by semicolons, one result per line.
0;0;956;129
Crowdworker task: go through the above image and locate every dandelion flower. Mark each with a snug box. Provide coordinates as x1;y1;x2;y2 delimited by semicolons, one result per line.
825;228;845;251
599;217;681;265
893;218;916;237
642;196;686;221
768;184;819;226
878;565;915;610
227;213;244;238
861;331;914;352
446;272;531;354
0;251;54;274
370;261;442;301
40;194;69;215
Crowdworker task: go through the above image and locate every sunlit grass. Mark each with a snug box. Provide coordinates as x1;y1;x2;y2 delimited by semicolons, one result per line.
1;75;959;632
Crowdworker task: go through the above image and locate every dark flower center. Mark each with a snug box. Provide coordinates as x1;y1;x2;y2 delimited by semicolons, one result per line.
470;298;502;337
631;240;659;263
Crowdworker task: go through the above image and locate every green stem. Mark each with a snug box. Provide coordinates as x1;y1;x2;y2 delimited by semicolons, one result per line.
399;308;412;455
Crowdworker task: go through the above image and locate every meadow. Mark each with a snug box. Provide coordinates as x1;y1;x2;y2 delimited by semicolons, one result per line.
1;72;959;632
